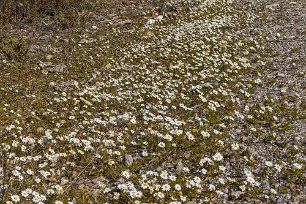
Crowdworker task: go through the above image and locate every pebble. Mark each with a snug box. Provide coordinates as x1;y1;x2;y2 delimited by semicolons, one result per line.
176;159;184;173
124;154;134;166
49;82;56;88
46;55;53;60
53;64;66;73
266;3;279;10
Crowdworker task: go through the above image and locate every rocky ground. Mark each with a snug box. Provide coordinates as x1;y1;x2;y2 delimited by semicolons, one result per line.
236;0;306;203
0;0;305;203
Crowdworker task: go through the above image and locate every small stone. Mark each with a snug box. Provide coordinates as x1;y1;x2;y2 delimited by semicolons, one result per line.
145;19;156;27
235;128;242;135
124;154;133;166
39;61;53;68
92;176;105;184
266;3;279;10
41;70;48;75
281;87;288;93
37;127;44;133
39;61;66;74
46;55;53;60
119;19;133;25
49;82;56;88
118;177;124;183
166;163;175;168
184;151;191;159
176;159;184;173
46;173;57;182
155;15;164;21
53;64;66;73
79;38;89;44
263;177;270;190
105;63;112;69
190;81;219;91
72;171;78;177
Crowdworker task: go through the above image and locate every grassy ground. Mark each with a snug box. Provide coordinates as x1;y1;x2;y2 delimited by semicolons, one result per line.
0;0;304;203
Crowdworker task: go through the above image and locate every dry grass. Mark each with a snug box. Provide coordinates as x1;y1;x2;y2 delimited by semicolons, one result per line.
0;0;87;26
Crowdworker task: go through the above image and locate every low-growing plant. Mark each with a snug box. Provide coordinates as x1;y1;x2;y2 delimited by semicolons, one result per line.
0;31;28;60
0;0;87;27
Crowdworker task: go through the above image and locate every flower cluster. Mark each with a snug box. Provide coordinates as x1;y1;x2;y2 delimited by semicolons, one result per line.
1;0;304;203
